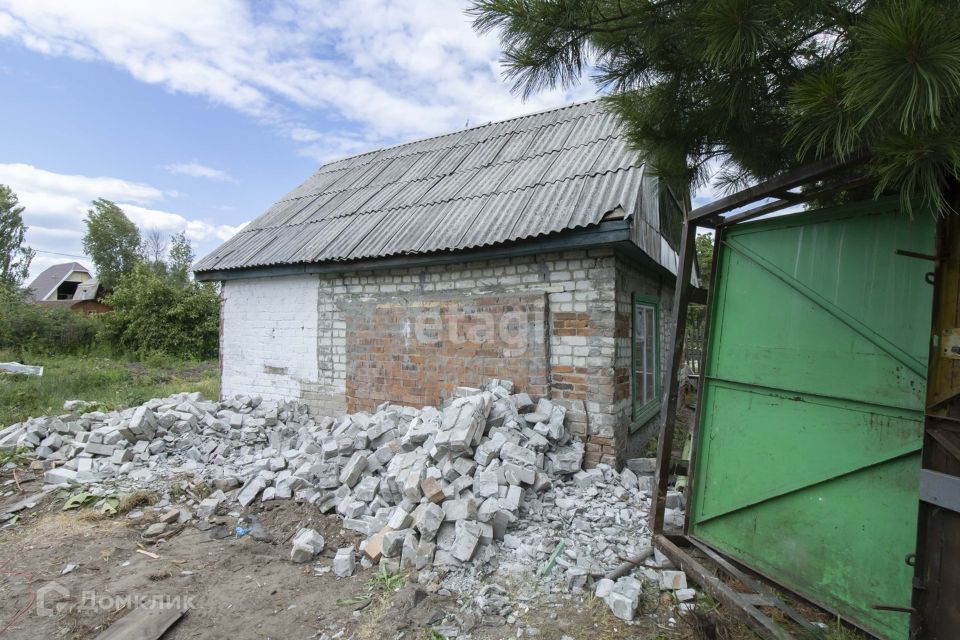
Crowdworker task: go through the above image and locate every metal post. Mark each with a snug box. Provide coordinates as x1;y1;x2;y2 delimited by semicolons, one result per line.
651;219;697;533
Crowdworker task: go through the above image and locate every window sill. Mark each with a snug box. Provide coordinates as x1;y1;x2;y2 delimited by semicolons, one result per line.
630;401;660;432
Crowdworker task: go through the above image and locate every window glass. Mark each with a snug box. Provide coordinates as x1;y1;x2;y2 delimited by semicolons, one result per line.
633;298;658;416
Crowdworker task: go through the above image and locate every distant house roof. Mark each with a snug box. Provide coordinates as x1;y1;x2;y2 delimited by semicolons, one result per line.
27;262;90;301
195;100;657;275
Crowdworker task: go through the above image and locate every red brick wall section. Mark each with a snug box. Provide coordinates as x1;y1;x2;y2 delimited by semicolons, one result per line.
345;293;549;412
613;310;632;407
549;312;598;401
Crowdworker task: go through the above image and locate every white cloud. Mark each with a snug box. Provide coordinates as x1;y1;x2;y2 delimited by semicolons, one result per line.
296;132;382;164
289;127;323;142
0;162;162;204
163;160;235;182
0;1;597;162
0;163;246;280
122;203;245;242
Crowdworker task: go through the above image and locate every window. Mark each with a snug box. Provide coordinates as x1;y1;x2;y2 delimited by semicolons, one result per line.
632;294;659;425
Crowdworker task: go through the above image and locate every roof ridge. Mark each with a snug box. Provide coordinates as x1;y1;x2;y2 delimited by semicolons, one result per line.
274;132;626;209
223;164;642;236
309;97;607;173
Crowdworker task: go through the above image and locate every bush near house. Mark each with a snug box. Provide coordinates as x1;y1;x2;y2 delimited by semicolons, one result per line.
0;266;221;362
0;285;103;354
100;264;220;360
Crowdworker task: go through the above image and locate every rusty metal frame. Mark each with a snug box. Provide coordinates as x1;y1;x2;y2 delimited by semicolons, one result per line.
648;156;882;638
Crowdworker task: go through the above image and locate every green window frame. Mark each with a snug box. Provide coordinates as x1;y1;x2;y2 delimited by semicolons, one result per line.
631;293;660;428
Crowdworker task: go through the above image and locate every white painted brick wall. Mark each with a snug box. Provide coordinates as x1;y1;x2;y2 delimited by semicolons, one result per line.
221;275;320;402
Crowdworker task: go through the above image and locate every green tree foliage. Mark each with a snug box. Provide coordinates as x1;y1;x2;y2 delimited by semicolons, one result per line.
470;0;960;211
0;185;35;288
101;263;220;359
686;232;715;336
168;231;194;284
82;199;142;288
695;233;714;289
0;287;102;355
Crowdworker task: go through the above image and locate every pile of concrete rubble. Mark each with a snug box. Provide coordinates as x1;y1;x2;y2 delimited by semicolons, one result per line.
1;380;693;624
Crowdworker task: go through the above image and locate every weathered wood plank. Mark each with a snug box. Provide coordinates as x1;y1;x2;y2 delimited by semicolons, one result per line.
654;534;795;640
92;607;185;640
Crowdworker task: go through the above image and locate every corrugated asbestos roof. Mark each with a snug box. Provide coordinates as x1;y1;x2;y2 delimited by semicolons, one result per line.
194;100;649;273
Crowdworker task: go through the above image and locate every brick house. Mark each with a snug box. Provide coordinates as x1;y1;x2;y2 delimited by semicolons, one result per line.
194;100;688;467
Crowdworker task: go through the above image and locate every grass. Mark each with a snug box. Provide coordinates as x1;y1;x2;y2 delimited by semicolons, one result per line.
0;446;29;468
823;619;868;640
0;349;218;426
116;490;159;515
367;565;406;590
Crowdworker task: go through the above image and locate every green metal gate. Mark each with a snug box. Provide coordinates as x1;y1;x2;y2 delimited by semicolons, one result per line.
689;198;935;639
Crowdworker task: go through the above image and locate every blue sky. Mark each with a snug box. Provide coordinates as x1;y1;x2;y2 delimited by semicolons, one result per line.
0;1;714;281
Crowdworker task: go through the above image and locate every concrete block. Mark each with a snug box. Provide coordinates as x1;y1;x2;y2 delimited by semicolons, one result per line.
382;529;411;558
354;476;380;502
451;520;482;562
291;528;325;563
364;527;393;563
414;503;444;541
415;540;436;570
84;442;116;457
442;498;477;522
675;588;696;602
573;468;603;488
500;442;536;467
387;507;412;530
595;578;615;599
502;462;535;486
44;467;77;484
660;570;687;590
237;476;267;507
476;470;500;498
547;442;583;474
503;485;522;511
399;531;418;569
606;590;637;621
313;463;341;489
452;457;477;477
333;547;355;577
665;490;684;509
197;497;221;519
420;476;444;503
339;452;367;488
491;510;512;540
626;457;657;474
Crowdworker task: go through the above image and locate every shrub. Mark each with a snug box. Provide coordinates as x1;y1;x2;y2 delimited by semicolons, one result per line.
101;264;220;360
0;286;103;355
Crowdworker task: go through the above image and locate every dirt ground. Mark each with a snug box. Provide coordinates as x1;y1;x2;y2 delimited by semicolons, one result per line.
0;469;751;640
